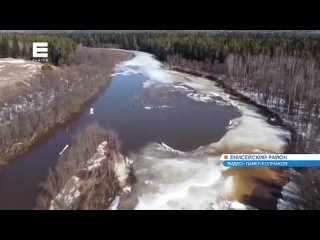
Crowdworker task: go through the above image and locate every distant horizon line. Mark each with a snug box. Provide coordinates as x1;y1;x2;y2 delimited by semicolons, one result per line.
1;30;320;35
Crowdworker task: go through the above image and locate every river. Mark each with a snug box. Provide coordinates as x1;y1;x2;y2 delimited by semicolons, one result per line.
0;50;291;210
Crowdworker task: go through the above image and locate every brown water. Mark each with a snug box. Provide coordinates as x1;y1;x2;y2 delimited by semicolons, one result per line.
0;56;240;209
0;51;292;210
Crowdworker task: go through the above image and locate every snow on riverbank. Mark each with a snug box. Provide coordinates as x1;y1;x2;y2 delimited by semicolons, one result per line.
0;91;56;126
210;197;252;210
50;141;132;210
231;83;320;153
277;180;300;210
108;196;120;210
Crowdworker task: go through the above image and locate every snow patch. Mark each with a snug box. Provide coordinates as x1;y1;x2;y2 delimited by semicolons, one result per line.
0;58;26;64
123;186;131;193
108;196;120;210
210;199;248;210
158;142;185;155
115;159;129;187
74;190;81;199
186;92;225;104
142;105;173;110
142;80;155;88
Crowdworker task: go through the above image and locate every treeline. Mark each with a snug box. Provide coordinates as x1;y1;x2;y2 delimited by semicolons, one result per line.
36;123;120;210
58;31;320;208
63;32;320;151
0;34;77;65
226;52;320;117
166;54;227;76
65;32;320;63
0;47;130;166
3;31;320;67
226;52;320;153
167;49;320;153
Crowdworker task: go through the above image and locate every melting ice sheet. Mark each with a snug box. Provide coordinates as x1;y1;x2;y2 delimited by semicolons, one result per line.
113;51;291;210
128;143;234;210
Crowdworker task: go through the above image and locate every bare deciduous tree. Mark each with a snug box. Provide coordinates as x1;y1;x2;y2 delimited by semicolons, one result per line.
36;123;121;210
0;47;130;166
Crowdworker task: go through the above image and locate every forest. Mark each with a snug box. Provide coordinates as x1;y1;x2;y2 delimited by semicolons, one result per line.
63;32;320;209
1;31;319;161
0;34;77;65
61;31;320;153
1;31;319;209
65;32;320;62
0;47;130;166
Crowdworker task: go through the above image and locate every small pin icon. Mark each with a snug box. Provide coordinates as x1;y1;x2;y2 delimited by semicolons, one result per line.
224;155;228;160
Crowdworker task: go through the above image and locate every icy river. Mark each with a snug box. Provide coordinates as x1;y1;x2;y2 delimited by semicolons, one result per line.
0;51;291;210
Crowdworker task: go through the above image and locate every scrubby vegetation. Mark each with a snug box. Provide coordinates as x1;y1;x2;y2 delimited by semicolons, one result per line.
35;123;122;210
41;63;53;71
0;47;130;167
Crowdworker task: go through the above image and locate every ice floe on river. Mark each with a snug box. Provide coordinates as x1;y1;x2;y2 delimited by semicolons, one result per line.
112;51;291;210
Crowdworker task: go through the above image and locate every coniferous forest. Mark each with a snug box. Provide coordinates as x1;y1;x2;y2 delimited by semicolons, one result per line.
1;31;320;210
1;31;320;153
63;32;320;151
0;34;77;65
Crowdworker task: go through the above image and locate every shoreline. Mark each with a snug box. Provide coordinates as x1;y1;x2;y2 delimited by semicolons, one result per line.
167;66;299;155
36;124;132;210
0;50;133;170
166;65;298;210
0;82;110;168
0;49;297;210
